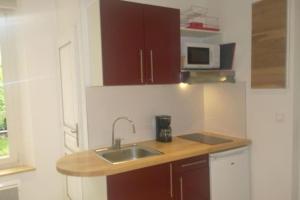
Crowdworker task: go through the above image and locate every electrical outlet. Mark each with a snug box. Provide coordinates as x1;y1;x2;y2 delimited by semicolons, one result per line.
275;113;285;123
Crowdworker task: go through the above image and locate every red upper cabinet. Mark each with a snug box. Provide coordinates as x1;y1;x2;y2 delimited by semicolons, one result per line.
144;5;181;84
100;0;180;86
100;0;145;85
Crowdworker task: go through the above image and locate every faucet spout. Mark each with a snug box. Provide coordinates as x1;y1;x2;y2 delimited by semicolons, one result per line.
112;117;136;149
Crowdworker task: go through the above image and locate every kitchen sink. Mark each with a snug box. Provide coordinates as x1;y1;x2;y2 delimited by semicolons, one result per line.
95;145;163;164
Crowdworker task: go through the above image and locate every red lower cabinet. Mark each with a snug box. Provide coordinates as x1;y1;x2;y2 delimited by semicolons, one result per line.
107;163;172;200
107;155;210;200
173;155;210;200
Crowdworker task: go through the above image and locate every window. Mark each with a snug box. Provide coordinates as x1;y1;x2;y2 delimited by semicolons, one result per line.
0;13;19;167
0;51;8;158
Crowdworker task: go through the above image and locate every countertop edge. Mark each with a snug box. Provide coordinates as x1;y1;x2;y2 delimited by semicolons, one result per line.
57;133;251;177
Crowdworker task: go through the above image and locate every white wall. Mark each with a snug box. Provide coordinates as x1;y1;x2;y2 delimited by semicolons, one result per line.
56;0;81;45
219;1;296;200
294;0;300;199
203;83;247;138
0;0;64;199
86;85;204;148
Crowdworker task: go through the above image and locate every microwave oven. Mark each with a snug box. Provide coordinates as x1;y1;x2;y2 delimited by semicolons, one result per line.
181;42;220;69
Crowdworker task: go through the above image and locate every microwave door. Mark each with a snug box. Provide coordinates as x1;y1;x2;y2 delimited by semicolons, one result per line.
188;47;209;65
182;43;220;69
186;47;210;69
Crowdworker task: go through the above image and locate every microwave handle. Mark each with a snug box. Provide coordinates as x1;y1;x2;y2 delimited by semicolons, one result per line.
211;46;220;67
210;47;214;64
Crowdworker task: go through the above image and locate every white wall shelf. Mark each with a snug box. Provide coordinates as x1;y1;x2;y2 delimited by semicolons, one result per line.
180;27;220;38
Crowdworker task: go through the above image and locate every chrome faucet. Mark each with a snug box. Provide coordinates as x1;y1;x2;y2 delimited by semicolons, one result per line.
112;117;136;149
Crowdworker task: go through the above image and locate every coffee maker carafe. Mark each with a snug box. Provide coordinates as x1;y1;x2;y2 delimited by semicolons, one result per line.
156;115;172;143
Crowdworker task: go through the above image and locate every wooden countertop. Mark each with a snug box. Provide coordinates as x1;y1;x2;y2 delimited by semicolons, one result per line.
56;132;250;177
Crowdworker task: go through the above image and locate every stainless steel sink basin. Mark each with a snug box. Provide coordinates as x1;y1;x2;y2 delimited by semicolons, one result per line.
95;145;163;164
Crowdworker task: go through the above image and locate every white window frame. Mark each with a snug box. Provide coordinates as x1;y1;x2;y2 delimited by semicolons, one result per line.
0;13;19;167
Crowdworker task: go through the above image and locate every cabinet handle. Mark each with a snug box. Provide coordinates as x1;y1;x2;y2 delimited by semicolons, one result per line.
150;50;154;83
181;160;207;168
140;50;144;83
170;164;173;198
180;177;183;200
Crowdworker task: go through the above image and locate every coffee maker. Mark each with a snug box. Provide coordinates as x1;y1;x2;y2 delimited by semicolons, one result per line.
156;115;172;143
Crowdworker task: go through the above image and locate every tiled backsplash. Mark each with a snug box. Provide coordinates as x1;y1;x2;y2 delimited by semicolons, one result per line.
86;84;204;148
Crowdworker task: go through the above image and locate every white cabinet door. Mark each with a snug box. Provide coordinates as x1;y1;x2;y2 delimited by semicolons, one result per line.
66;176;83;200
64;149;107;200
65;149;83;200
210;147;250;200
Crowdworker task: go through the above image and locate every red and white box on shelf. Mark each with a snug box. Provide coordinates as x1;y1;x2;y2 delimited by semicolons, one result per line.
186;16;220;31
180;5;220;32
186;22;219;31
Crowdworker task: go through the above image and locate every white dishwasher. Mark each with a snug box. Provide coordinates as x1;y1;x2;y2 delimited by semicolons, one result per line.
210;147;250;200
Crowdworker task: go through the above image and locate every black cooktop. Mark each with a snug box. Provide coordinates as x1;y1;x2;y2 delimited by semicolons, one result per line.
178;133;232;145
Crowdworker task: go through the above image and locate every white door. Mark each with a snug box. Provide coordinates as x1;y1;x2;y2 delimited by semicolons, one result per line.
59;34;84;200
59;36;80;153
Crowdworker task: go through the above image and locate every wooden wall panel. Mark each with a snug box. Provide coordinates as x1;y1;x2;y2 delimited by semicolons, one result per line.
251;0;287;89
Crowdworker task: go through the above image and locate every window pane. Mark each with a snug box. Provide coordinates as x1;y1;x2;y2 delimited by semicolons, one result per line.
0;49;9;158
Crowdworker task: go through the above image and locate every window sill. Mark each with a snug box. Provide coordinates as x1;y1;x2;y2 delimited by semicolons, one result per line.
0;165;35;177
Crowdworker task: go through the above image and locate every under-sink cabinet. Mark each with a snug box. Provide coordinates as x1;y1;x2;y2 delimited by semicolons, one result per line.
107;163;172;200
107;155;209;200
173;155;210;200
